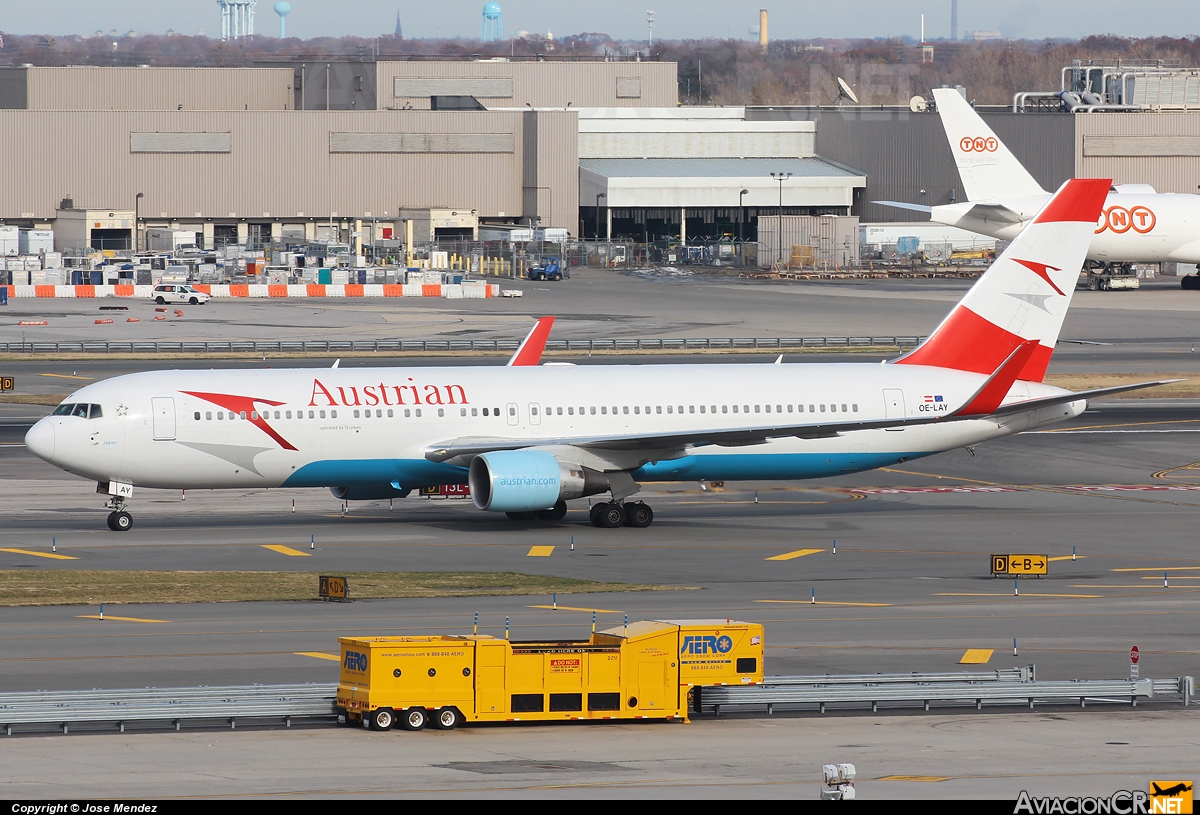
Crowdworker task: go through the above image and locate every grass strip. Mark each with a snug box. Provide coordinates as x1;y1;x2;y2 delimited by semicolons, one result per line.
0;570;678;607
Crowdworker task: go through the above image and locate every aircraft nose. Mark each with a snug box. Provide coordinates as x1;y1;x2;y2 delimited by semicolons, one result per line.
24;419;55;462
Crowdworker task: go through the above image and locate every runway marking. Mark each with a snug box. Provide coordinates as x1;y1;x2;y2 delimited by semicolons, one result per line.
933;593;1103;599
0;547;78;560
295;651;340;661
1070;585;1196;590
528;605;622;613
959;649;993;664
39;373;94;380
1047;556;1084;562
1142;575;1200;579
878;776;951;783
526;546;555;557
765;548;824;561
1040;418;1200;433
755;599;892;607
878;468;1198;508
1112;566;1200;572
75;615;169;623
261;544;311;557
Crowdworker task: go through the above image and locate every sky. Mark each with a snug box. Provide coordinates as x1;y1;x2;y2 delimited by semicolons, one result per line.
3;0;1197;42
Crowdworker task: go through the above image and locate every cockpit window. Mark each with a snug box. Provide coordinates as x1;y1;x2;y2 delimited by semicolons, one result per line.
51;403;102;418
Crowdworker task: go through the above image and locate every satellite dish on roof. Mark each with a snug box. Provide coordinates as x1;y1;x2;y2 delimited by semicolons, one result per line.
909;95;928;112
834;77;859;107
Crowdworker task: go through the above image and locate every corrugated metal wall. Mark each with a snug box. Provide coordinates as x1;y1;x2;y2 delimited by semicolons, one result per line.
1076;112;1200;192
21;67;293;111
377;61;677;109
0;110;581;227
747;108;1074;223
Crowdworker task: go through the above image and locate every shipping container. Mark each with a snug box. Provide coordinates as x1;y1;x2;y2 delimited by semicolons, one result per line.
18;230;53;255
337;619;764;731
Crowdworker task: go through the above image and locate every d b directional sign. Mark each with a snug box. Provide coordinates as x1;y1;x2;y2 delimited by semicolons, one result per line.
991;554;1048;576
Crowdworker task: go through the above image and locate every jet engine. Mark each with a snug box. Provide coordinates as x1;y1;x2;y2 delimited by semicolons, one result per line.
468;450;609;512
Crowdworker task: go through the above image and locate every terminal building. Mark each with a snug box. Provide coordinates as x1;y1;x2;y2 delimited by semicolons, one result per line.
2;61;1200;253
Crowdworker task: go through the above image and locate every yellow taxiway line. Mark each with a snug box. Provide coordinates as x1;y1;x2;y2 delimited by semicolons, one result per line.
0;548;78;560
526;546;555;557
261;544;311;557
527;605;622;613
295;652;340;662
765;548;824;561
76;615;169;623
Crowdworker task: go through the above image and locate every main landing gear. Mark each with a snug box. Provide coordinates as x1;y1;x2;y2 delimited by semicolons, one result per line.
589;500;653;529
104;496;133;532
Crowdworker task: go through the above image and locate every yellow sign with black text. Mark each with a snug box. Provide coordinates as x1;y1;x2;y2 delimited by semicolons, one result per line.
319;575;348;601
991;554;1048;576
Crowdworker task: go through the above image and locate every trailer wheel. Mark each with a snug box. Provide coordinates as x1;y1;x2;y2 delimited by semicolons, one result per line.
433;707;461;730
401;707;428;731
369;707;395;731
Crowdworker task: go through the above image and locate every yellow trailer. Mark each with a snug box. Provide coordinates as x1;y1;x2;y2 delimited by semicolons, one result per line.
336;619;764;731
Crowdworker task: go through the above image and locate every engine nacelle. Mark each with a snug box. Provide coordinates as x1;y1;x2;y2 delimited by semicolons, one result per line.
330;484;411;501
469;450;609;512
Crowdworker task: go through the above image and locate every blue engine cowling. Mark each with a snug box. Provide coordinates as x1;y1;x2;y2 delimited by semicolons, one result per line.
469;451;610;512
469;450;562;512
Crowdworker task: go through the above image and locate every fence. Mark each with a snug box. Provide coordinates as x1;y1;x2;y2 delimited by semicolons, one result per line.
0;336;927;355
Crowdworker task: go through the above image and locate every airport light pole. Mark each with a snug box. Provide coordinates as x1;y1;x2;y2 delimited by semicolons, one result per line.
770;172;791;267
134;192;144;254
595;192;606;241
738;188;749;243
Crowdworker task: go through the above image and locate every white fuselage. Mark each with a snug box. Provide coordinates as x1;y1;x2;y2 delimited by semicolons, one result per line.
932;192;1200;263
27;362;1083;493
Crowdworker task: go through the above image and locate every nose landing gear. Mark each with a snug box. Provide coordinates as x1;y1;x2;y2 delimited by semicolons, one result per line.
104;496;133;532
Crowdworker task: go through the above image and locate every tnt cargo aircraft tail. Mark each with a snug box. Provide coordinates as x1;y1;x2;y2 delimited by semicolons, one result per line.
896;177;1110;382
933;87;1047;202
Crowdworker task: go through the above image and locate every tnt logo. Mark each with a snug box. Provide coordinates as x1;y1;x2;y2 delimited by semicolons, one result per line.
1150;782;1193;814
681;635;734;655
959;136;998;153
1095;205;1156;235
343;650;368;672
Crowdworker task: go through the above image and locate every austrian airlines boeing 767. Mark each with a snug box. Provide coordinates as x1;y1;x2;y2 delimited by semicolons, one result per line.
26;179;1170;532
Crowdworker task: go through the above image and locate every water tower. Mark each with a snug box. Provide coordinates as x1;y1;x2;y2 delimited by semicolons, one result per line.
274;1;291;38
482;3;503;42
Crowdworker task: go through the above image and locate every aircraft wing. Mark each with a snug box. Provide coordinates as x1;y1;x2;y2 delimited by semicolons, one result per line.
425;346;1062;464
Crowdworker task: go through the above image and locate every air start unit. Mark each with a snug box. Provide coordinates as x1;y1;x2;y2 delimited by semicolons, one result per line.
336;619;764;731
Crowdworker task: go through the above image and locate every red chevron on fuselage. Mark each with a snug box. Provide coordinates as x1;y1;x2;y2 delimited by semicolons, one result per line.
182;391;297;451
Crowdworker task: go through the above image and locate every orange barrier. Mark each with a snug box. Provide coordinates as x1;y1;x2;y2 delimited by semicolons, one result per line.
344;284;364;297
228;284;250;297
154;307;167;312
306;284;326;297
95;319;114;325
35;285;55;298
194;284;212;294
75;286;96;298
114;285;135;297
382;284;404;297
422;284;441;297
268;285;288;298
153;315;166;321
127;317;140;322
18;320;48;326
174;309;184;316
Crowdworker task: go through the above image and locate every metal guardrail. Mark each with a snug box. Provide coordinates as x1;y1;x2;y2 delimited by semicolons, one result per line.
698;675;1194;715
0;337;926;355
0;683;338;735
760;667;1034;686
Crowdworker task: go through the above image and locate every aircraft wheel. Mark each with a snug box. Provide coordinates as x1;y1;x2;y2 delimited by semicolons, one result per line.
624;502;653;528
596;502;626;529
536;500;567;521
107;511;133;532
589;503;605;527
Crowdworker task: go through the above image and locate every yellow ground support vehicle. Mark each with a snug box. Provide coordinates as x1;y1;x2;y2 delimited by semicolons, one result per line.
336;619;764;731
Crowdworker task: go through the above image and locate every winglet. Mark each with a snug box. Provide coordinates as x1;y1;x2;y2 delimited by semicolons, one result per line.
954;340;1040;417
507;316;556;366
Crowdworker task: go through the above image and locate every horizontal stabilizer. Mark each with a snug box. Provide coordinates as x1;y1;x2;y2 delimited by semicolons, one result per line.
961;202;1026;225
990;379;1184;417
873;200;933;214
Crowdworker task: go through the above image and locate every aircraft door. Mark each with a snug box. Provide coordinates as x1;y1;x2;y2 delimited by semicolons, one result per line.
506;402;518;426
151;397;176;440
883;388;905;427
